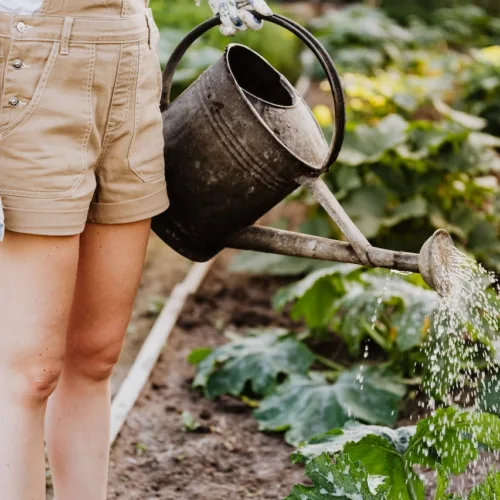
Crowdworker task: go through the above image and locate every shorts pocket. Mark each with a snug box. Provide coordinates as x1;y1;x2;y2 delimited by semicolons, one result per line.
127;39;165;183
0;42;95;198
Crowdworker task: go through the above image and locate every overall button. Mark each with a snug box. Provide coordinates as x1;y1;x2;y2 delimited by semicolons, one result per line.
12;59;23;70
16;21;26;33
8;97;20;107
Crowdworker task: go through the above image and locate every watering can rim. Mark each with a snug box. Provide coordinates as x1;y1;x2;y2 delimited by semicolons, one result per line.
225;43;300;111
224;43;326;172
159;13;346;174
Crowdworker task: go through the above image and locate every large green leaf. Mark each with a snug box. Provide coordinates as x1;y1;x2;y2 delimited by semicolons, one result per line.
341;186;388;238
338;115;408;166
289;409;500;500
291;423;423;500
192;329;314;399
333;276;436;355
345;435;425;500
382;196;428;228
254;366;406;445
284;452;387;500
272;265;361;329
292;421;415;463
406;407;500;474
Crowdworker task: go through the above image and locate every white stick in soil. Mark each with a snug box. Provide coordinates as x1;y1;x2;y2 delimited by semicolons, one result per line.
110;260;214;445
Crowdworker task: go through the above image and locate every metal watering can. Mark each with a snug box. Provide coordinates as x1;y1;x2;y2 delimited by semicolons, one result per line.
152;14;454;295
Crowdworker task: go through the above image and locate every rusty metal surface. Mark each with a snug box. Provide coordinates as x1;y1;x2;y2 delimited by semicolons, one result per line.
228;225;420;273
153;44;327;261
418;229;455;295
299;176;373;266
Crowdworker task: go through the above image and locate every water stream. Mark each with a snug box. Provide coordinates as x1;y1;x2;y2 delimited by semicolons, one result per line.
360;248;500;494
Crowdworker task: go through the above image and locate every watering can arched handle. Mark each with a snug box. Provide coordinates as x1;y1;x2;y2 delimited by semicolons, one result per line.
160;13;346;172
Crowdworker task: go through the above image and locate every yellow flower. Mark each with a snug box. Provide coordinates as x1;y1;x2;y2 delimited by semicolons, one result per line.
349;98;364;111
370;95;387;107
320;80;331;92
478;46;500;66
312;104;333;127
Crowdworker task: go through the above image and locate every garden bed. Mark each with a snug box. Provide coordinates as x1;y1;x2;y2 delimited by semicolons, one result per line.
108;258;307;500
107;250;498;499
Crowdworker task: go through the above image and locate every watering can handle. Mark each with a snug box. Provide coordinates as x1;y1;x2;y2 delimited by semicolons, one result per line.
160;13;346;172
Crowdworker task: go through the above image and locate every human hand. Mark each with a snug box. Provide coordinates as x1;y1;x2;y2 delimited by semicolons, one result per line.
204;0;273;36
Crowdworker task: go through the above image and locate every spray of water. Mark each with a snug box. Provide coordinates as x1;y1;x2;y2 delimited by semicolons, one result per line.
420;247;500;492
422;247;499;409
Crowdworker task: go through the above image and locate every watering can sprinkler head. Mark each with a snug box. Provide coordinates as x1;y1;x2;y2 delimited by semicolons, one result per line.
418;229;455;296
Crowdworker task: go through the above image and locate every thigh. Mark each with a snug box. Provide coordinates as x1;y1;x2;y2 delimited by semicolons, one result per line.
0;231;79;392
65;220;151;358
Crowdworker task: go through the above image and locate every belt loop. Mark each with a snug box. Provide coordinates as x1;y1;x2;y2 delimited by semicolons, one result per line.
60;17;74;56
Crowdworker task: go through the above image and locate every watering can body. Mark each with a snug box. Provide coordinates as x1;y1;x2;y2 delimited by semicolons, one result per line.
152;14;455;295
153;43;328;261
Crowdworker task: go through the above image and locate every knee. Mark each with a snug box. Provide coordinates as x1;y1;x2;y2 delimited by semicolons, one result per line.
67;336;123;382
20;361;64;407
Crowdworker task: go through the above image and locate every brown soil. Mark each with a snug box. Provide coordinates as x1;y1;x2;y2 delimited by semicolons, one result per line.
108;259;307;500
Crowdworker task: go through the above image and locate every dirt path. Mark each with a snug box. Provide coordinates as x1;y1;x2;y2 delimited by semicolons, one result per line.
108;260;306;500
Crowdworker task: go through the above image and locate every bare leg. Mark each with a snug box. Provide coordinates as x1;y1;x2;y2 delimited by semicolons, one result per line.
0;231;79;499
46;219;151;500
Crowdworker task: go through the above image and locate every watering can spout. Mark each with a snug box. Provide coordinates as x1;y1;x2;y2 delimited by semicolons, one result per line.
228;226;456;296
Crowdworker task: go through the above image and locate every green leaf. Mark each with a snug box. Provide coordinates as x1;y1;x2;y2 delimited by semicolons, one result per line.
338;114;408;166
192;329;314;399
333;275;436;355
345;435;425;500
435;465;457;499
272;265;361;329
292;421;415;463
181;411;201;432
187;347;213;365
254;366;405;445
432;98;487;131
468;470;500;499
341;186;388;238
477;373;500;416
382;196;427;228
406;407;500;474
284;453;387;500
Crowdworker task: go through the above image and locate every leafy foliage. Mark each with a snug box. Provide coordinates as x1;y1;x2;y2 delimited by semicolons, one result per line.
468;470;500;499
284;453;387;500
291;421;415;463
274;267;436;357
288;408;500;500
150;0;302;91
324;116;500;270
192;329;314;399
254;366;406;445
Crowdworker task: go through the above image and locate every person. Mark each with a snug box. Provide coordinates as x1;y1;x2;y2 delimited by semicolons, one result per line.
0;0;271;498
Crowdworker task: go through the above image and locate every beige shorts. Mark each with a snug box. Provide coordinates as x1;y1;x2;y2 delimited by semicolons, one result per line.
0;9;169;236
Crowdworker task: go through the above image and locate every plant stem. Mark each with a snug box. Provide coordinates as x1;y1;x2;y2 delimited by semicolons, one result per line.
362;320;390;352
314;354;345;372
403;459;419;500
